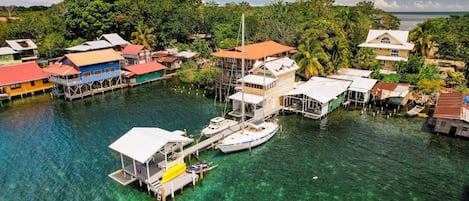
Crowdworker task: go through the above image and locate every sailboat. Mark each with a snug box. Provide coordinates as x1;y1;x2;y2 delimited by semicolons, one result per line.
217;14;279;153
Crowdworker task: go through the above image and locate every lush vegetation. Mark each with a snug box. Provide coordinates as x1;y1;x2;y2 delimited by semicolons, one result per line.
2;1;466;96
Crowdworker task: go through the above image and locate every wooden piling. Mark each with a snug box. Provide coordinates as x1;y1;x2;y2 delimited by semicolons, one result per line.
161;188;166;201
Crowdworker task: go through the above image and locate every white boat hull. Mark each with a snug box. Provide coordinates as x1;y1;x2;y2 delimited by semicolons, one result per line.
217;122;279;153
201;118;239;137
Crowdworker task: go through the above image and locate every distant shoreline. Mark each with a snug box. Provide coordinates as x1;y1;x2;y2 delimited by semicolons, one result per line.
391;11;469;15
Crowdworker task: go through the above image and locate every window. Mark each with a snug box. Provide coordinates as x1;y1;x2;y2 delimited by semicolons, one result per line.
10;83;21;89
110;67;116;72
463;127;468;132
82;72;91;77
105;68;111;73
94;70;102;75
42;79;50;84
380;61;385;67
381;37;390;44
30;81;35;86
391;50;399;57
440;121;446;127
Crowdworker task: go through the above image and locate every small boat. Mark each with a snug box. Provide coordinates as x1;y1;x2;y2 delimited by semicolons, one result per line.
186;161;218;174
406;105;425;117
201;117;238;137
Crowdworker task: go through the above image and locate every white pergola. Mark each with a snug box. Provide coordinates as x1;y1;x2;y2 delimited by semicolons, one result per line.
109;127;193;183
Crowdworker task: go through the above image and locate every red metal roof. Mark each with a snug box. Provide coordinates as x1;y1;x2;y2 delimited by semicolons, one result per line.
0;61;50;86
433;92;468;120
212;40;295;60
122;44;144;55
156;57;178;63
43;63;80;76
371;82;398;96
123;62;167;75
152;51;169;58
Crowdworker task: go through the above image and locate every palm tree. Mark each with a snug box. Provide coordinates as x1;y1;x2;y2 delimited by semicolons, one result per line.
293;39;328;79
131;23;157;50
410;25;434;57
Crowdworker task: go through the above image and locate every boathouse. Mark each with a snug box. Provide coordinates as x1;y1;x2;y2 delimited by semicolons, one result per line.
0;61;53;101
43;49;125;100
109;127;197;199
282;77;351;119
5;39;38;62
123;62;167;86
0;47;21;66
327;68;377;104
212;41;295;100
122;44;152;65
228;57;298;119
432;92;469;137
358;30;414;69
371;82;411;105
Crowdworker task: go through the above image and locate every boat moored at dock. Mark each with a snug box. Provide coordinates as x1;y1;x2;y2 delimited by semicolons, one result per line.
201;117;239;137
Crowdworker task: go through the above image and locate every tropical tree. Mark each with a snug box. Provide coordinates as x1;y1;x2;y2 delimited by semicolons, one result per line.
410;25;434;57
131;23;157;50
293;39;328;79
352;47;378;69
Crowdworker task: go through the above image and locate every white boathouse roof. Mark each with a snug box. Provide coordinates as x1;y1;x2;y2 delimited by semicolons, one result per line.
109;127;193;164
285;77;351;104
348;77;378;93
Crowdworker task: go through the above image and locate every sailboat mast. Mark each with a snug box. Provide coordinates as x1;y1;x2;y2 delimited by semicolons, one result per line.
241;13;245;133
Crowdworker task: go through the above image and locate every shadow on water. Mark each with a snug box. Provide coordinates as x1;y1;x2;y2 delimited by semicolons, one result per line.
462;185;469;201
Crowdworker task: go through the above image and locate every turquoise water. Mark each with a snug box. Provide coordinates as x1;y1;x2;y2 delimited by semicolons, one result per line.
1;79;469;200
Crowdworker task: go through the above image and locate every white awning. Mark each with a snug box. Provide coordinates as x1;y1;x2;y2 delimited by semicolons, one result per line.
229;92;264;104
109;127;193;164
238;74;276;86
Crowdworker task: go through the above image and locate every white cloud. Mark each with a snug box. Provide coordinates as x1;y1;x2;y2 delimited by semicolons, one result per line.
375;0;401;9
414;1;442;9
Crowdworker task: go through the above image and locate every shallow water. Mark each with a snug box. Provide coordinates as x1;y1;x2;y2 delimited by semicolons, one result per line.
1;79;468;200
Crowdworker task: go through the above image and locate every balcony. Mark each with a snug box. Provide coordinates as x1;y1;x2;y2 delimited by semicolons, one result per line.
49;70;121;86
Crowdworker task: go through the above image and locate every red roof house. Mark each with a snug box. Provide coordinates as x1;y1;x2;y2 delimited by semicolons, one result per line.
123;62;167;85
0;61;54;98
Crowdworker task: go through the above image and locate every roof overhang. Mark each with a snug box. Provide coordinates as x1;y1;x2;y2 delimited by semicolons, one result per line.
229;92;264;105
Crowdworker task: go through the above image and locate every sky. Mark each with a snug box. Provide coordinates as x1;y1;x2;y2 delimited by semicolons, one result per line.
0;0;468;12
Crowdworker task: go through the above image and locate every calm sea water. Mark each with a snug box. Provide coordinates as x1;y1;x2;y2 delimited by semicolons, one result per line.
1;79;469;200
393;12;468;30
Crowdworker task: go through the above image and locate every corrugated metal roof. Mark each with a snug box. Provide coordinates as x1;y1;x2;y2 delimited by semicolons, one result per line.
0;47;18;55
101;33;129;46
238;74;277;86
43;63;80;76
212;41;295;60
64;49;123;67
252;57;299;77
433;92;468;120
123;62;166;75
284;77;351;104
122;44;144;55
5;39;37;51
0;61;49;86
229;91;264;104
